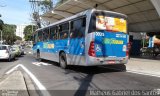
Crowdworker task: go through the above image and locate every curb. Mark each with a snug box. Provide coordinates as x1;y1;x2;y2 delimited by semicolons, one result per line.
0;70;29;96
22;69;40;96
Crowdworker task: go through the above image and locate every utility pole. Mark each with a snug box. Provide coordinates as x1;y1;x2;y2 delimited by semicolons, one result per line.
29;0;53;28
0;16;3;45
29;0;41;28
0;2;6;45
0;30;2;45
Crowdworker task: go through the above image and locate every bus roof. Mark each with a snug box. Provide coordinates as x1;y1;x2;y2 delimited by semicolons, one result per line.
36;9;127;32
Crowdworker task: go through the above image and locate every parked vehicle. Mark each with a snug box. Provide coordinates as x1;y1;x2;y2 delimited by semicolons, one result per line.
19;45;25;55
12;45;21;56
0;45;16;61
20;46;24;55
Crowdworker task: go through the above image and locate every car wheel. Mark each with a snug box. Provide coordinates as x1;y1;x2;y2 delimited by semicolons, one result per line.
59;52;67;69
13;55;16;60
8;56;11;62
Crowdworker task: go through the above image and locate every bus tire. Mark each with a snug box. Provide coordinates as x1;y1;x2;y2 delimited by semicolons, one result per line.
59;52;67;69
37;51;41;62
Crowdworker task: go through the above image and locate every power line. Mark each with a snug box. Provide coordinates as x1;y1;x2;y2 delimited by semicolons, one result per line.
29;0;54;28
29;0;42;28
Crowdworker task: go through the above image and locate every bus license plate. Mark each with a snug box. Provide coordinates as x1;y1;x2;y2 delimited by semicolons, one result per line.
107;60;115;64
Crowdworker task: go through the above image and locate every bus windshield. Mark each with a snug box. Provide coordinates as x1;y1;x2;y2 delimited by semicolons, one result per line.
89;11;127;33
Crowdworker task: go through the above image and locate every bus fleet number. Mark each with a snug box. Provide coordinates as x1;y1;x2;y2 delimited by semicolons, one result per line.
95;32;105;36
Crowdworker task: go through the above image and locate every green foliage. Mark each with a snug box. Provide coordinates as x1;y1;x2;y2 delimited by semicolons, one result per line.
23;25;36;41
0;19;3;30
2;24;17;44
40;0;52;13
16;36;22;40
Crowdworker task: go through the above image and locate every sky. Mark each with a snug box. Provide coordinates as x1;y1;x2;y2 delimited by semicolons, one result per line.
0;0;31;25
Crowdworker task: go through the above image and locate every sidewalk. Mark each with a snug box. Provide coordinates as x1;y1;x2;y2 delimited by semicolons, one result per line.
126;57;160;76
0;71;29;96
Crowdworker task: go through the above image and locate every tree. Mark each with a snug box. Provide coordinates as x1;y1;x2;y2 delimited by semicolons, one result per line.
16;36;22;41
29;0;53;28
2;24;17;44
40;0;53;13
0;19;3;30
23;25;36;41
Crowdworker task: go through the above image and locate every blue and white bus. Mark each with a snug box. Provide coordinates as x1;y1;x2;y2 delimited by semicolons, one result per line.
32;9;128;69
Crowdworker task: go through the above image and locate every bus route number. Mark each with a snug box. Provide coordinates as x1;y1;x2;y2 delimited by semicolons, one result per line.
95;32;105;36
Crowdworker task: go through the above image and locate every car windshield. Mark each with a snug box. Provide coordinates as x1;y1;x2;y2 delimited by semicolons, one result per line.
0;46;7;50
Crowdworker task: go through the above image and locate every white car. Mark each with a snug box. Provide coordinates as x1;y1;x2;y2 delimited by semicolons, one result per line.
0;45;15;61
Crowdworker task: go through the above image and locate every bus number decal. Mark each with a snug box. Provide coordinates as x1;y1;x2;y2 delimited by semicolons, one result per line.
95;32;104;36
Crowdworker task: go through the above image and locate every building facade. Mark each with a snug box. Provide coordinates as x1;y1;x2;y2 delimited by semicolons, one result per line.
16;24;27;40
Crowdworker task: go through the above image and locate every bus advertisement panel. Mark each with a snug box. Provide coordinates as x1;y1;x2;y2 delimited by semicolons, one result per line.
87;11;128;65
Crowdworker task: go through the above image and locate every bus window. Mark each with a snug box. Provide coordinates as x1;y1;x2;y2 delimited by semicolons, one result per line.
59;22;69;39
70;17;86;38
38;30;43;42
43;28;50;41
82;17;86;27
35;32;38;42
33;33;37;43
50;26;57;40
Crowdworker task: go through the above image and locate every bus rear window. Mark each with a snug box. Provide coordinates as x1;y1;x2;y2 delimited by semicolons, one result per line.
89;11;127;33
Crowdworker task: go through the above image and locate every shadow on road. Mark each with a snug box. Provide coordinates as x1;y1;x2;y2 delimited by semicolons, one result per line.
40;59;126;74
0;58;19;62
39;59;126;96
65;65;126;74
74;74;94;96
65;65;126;96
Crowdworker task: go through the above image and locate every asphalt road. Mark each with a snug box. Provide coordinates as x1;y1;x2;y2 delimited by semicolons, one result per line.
0;49;160;96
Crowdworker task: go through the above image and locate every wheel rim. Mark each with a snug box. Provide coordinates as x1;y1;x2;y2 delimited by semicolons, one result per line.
37;52;41;61
60;55;66;68
37;52;40;59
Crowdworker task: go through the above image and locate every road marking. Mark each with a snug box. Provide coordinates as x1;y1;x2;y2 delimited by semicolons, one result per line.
100;66;160;78
6;64;51;96
6;65;20;74
24;52;32;54
127;70;160;78
32;62;51;66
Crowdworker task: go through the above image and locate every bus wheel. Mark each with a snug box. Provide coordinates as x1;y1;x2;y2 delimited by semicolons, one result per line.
59;52;67;69
37;51;41;62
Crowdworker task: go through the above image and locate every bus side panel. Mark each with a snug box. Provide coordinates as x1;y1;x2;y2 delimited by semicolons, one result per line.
33;38;86;65
67;38;86;65
42;39;68;62
40;40;59;62
32;42;43;58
